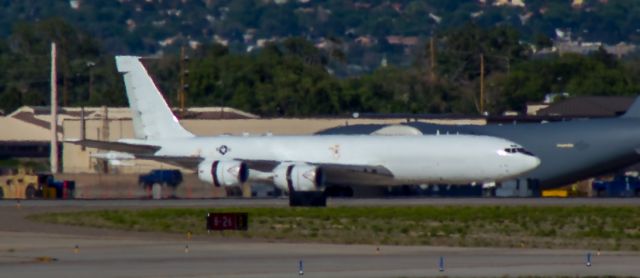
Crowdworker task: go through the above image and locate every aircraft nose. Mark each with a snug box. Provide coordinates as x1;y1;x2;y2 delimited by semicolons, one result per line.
525;156;541;171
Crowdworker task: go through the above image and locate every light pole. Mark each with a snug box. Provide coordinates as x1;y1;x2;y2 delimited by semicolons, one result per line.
179;46;189;116
86;61;95;103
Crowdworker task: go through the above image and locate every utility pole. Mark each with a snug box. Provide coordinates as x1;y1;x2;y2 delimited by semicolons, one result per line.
80;106;85;151
480;53;485;114
506;56;510;75
429;37;436;83
102;105;109;141
86;61;95;102
50;42;59;174
81;61;94;153
101;105;109;174
179;46;189;116
62;53;68;107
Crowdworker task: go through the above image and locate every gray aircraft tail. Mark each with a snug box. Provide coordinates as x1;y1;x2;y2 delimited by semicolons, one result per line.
622;97;640;118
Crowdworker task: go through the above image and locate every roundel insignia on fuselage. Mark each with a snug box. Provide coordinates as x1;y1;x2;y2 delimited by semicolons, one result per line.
217;145;231;155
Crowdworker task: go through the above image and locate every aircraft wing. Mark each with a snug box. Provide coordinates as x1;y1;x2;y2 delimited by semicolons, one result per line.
240;160;395;186
139;157;395;186
318;163;395;186
66;139;160;154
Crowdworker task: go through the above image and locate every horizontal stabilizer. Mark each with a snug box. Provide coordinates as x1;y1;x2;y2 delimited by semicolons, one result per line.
135;155;203;169
66;139;160;155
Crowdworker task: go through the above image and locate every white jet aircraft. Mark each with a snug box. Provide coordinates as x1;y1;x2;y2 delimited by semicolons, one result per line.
70;56;540;205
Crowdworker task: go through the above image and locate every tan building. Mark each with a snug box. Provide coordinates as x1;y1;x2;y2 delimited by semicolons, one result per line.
0;107;61;160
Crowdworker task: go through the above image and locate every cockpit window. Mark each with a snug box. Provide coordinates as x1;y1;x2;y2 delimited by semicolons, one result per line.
503;147;535;156
516;148;535;156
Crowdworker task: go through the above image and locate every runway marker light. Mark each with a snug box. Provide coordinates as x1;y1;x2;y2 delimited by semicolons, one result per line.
586;252;592;267
298;259;304;276
439;256;445;272
16;200;21;209
184;244;189;253
376;246;380;255
596;249;601;256
73;245;79;254
187;231;192;241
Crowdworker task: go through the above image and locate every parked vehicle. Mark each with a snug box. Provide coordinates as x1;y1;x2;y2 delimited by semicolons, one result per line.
592;175;640;197
0;168;74;199
138;169;183;188
138;169;183;199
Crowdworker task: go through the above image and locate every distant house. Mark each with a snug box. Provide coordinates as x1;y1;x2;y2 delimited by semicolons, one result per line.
158;36;178;47
429;13;442;23
69;0;80;9
214;35;229;46
386;36;419;46
571;0;584;8
354;2;372;9
493;0;526;7
355;36;376;47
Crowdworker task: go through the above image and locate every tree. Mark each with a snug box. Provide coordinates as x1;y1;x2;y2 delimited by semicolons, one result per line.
0;18;123;113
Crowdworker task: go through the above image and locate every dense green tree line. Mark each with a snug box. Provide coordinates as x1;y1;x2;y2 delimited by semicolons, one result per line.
1;19;639;117
0;18;124;114
491;50;640;112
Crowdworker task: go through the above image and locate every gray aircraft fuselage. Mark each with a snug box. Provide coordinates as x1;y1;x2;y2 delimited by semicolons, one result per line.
319;115;640;188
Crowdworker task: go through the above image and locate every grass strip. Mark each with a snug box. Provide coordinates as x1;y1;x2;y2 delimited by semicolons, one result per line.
29;206;640;250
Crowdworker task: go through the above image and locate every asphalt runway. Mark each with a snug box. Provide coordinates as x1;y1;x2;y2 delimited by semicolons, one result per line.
1;198;639;277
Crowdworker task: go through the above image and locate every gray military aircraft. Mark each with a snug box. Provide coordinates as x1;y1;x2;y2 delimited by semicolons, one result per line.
318;98;640;189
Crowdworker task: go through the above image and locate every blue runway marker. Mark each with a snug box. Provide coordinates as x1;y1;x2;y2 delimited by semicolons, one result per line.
439;256;445;272
299;259;304;275
586;252;592;267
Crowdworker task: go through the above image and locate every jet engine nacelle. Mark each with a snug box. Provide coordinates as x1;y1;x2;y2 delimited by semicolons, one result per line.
197;160;249;187
273;164;325;192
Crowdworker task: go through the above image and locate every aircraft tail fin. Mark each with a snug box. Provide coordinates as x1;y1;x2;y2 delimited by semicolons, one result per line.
622;97;640;118
115;56;194;140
